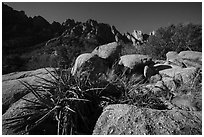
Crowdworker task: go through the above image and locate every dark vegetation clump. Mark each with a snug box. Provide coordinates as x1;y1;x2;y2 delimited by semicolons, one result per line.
4;68;122;135
138;23;202;59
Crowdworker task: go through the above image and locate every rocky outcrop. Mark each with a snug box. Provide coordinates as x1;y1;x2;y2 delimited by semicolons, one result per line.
165;51;186;68
118;54;155;76
166;51;179;61
144;65;201;99
171;94;198;111
132;30;143;41
93;104;202;135
182;59;202;69
60;19;116;45
2;68;55;114
125;30;150;46
118;54;154;69
165;51;202;69
159;67;198;84
92;49;202;135
178;51;202;62
126;32;141;45
179;51;202;68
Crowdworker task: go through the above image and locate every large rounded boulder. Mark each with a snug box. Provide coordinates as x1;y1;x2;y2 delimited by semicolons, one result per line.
165;51;202;69
178;51;202;68
92;42;122;66
71;53;108;79
178;51;202;62
93;104;202;135
166;51;179;61
71;53;94;76
165;51;185;68
118;54;155;76
159;67;199;84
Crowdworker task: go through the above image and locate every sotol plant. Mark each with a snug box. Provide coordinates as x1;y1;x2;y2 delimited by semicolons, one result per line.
4;68;114;135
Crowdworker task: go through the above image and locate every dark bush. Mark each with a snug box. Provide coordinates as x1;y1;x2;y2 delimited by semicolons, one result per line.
140;23;202;59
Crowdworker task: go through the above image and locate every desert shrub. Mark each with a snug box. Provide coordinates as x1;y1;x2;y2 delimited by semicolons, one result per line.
46;35;99;69
2;54;27;74
113;75;168;110
4;68;121;135
82;38;99;53
121;43;140;56
26;53;59;71
99;64;165;109
140;23;202;59
102;63;201;111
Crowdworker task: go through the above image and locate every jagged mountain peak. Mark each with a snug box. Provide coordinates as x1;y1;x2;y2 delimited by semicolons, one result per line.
86;19;98;26
32;15;50;27
62;19;76;27
57;18;117;45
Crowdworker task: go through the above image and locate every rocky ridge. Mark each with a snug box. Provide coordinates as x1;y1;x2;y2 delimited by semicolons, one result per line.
3;3;153;75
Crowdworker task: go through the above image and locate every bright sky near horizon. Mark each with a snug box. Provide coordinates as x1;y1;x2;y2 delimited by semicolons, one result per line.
4;2;202;34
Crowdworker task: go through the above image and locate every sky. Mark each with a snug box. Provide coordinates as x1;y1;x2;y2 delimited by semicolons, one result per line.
4;2;202;34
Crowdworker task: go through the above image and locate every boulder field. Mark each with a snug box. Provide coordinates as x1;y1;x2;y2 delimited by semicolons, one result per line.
2;42;202;135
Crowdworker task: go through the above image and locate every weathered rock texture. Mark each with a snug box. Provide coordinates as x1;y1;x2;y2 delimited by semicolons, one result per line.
2;92;39;135
118;54;155;76
2;68;55;114
165;51;202;69
93;104;202;135
71;53;94;76
159;67;198;84
92;42;122;66
178;51;202;62
118;54;153;69
2;91;57;135
71;53;108;79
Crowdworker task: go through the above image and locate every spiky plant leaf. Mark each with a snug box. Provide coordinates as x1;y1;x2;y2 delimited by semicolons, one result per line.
35;75;57;86
34;106;60;126
62;98;90;102
21;97;45;106
64;106;75;113
20;105;46;111
19;81;51;106
44;68;59;82
4;113;36;121
19;80;55;108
